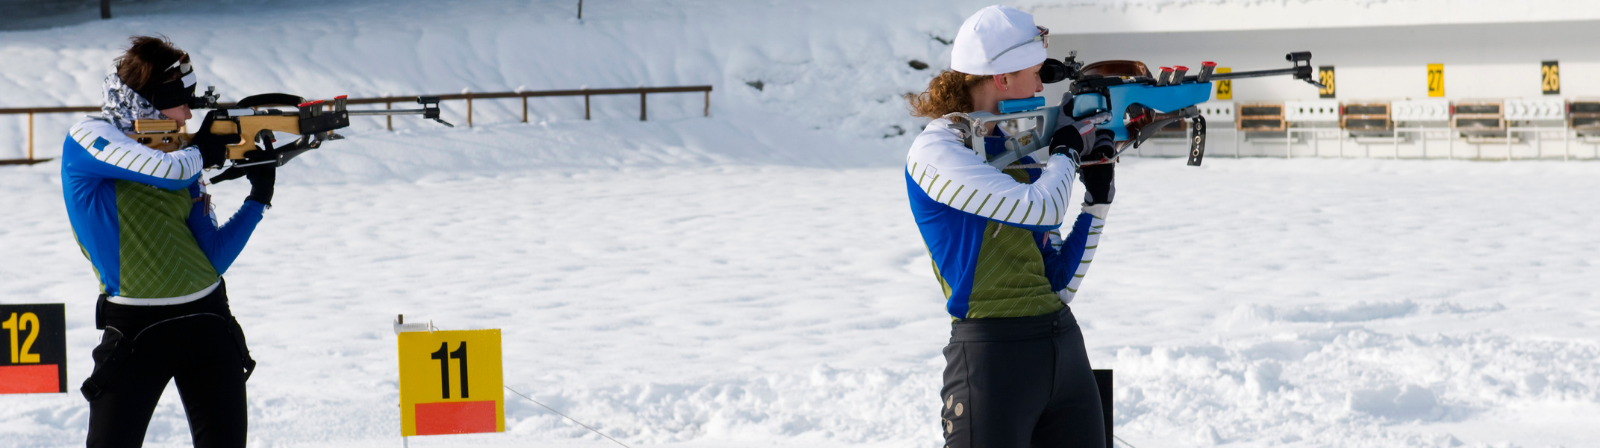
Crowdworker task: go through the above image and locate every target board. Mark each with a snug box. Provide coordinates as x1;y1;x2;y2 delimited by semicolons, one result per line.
398;328;505;436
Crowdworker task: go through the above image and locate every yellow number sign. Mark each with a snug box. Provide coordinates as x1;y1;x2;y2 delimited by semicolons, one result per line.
398;329;504;436
0;304;66;394
1542;60;1560;95
1427;64;1445;97
1318;66;1336;99
1215;67;1232;100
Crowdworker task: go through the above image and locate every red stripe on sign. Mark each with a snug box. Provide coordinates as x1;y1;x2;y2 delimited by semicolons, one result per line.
0;364;58;394
415;400;496;435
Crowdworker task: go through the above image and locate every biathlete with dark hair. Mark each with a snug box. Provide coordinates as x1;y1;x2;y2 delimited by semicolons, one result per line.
63;35;275;448
904;5;1116;448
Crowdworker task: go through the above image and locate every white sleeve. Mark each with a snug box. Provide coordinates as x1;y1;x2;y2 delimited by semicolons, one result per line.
68;119;205;182
906;125;1076;230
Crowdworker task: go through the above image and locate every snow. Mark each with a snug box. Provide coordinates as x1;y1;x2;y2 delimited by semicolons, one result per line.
3;1;1599;448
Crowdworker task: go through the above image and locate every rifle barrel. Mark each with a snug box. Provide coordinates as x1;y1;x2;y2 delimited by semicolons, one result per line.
346;109;431;116
1183;66;1323;88
1201;67;1298;80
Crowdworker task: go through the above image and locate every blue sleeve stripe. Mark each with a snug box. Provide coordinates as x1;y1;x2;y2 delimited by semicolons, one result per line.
1060;212;1095;265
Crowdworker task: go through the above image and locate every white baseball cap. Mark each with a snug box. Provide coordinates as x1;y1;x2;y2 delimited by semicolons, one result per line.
951;5;1048;76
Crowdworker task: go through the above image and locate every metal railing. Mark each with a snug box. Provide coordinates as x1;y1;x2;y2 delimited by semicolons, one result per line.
0;85;713;164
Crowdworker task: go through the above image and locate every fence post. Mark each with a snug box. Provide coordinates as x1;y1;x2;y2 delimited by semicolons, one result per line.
467;91;474;128
522;94;528;123
704;90;710;117
27;112;34;161
584;94;591;120
640;92;647;121
386;101;393;131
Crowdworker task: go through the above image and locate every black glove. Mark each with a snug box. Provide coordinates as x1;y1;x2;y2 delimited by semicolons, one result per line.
209;150;276;206
188;110;233;169
243;151;276;206
1048;123;1087;158
1079;131;1116;205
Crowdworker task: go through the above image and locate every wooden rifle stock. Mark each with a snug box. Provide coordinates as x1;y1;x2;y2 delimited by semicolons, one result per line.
130;115;304;159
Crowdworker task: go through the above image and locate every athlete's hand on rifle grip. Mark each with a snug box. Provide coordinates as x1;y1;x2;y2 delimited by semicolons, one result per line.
207;150;276;207
189;110;232;169
1047;122;1087;158
1079;131;1116;205
242;151;276;207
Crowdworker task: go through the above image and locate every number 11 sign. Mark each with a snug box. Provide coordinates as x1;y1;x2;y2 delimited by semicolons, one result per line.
398;327;504;436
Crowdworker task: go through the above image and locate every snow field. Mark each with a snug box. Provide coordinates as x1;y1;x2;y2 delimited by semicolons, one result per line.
0;159;953;447
7;147;1600;447
1089;158;1600;448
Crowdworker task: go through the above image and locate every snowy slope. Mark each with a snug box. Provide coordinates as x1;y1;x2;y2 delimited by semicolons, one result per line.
3;1;1600;448
0;0;987;167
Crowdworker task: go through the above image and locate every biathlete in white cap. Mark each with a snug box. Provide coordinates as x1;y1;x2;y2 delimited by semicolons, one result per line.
904;5;1114;447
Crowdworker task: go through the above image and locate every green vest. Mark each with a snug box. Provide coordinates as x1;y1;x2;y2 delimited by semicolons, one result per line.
939;168;1064;319
110;180;218;298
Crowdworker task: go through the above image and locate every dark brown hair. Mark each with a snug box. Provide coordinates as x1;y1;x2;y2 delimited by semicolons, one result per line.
905;70;990;119
114;35;185;92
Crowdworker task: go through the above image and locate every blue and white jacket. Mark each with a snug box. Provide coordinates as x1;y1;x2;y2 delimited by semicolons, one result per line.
906;118;1108;320
61;74;265;304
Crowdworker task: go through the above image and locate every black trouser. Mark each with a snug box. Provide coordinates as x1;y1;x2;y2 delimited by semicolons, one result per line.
83;279;255;448
941;306;1105;448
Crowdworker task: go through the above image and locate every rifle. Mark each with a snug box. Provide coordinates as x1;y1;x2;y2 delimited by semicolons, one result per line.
126;87;453;176
944;51;1323;168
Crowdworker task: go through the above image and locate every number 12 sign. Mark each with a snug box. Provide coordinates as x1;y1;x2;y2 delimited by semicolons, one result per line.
398;329;504;436
1;304;66;394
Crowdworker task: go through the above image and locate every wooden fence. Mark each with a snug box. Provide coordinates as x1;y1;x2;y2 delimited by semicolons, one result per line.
0;85;713;164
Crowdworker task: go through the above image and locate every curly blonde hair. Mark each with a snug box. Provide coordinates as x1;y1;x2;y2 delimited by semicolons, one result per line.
906;70;990;119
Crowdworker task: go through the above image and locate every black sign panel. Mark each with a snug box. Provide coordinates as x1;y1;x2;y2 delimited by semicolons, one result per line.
1;304;67;394
1318;66;1336;99
1542;60;1560;95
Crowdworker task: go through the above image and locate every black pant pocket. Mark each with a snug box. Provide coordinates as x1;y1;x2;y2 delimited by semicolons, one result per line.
81;328;133;401
224;316;257;381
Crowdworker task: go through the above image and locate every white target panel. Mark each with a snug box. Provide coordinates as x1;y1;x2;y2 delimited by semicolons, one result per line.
1503;99;1565;121
1284;100;1341;124
1198;101;1234;123
1390;99;1452;122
